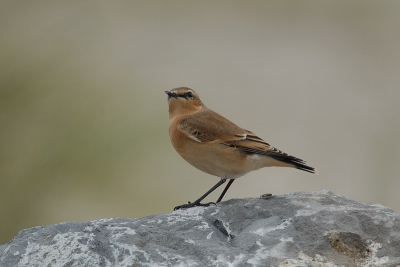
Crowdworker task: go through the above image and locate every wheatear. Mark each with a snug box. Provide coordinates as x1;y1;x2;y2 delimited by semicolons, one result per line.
165;87;317;210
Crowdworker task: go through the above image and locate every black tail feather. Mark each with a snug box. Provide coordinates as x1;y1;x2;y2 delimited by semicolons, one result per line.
236;145;317;174
269;154;317;174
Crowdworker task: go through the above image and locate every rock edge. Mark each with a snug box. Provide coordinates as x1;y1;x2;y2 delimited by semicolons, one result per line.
1;190;400;267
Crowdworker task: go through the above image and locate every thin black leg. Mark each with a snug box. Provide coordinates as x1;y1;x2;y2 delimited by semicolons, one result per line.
174;179;227;210
216;179;234;203
192;178;227;204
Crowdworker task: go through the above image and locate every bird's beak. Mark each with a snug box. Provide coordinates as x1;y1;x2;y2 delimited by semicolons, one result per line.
165;91;178;99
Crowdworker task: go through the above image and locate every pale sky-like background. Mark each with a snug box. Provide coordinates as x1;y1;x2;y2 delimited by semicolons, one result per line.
1;1;400;244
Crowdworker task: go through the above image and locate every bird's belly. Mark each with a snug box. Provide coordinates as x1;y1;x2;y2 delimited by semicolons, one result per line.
176;142;263;179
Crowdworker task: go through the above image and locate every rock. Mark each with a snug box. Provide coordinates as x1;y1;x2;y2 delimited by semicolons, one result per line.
1;190;400;267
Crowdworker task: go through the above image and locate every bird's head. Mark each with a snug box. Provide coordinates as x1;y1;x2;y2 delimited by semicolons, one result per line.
165;87;203;117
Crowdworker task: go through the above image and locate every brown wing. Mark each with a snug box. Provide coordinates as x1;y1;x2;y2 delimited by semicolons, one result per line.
178;108;247;143
178;108;316;173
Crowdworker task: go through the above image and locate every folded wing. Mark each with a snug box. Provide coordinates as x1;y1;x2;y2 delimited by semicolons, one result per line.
178;109;317;174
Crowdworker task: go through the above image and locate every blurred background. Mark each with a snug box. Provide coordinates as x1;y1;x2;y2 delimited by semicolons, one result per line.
1;1;400;244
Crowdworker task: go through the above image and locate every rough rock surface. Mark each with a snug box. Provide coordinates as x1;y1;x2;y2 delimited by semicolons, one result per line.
1;190;400;267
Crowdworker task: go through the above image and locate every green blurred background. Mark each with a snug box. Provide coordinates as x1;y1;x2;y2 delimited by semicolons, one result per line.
1;1;400;244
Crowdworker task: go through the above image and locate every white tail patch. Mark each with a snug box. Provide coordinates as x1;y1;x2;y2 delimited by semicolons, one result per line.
248;154;294;168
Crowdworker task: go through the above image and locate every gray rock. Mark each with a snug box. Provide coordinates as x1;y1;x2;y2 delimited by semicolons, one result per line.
1;190;400;267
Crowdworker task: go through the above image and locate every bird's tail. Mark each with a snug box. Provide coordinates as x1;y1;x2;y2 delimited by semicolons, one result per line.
234;143;318;174
269;153;318;174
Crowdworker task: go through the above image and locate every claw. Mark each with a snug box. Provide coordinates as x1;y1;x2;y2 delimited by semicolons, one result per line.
174;201;216;211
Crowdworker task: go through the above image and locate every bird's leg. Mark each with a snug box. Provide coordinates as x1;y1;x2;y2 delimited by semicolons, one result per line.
216;179;234;203
174;179;227;210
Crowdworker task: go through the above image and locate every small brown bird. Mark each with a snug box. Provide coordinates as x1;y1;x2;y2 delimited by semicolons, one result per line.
165;87;317;210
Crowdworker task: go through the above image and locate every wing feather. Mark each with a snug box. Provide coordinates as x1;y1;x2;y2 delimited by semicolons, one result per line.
177;108;316;173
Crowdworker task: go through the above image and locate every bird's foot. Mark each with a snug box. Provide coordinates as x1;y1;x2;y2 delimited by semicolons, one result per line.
174;201;216;211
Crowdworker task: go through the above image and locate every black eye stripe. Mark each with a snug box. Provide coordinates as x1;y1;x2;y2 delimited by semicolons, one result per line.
178;92;194;98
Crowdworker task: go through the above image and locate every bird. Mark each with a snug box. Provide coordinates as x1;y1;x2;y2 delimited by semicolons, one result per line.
165;87;317;210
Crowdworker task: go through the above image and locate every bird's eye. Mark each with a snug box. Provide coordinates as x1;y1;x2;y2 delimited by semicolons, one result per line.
186;92;193;98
